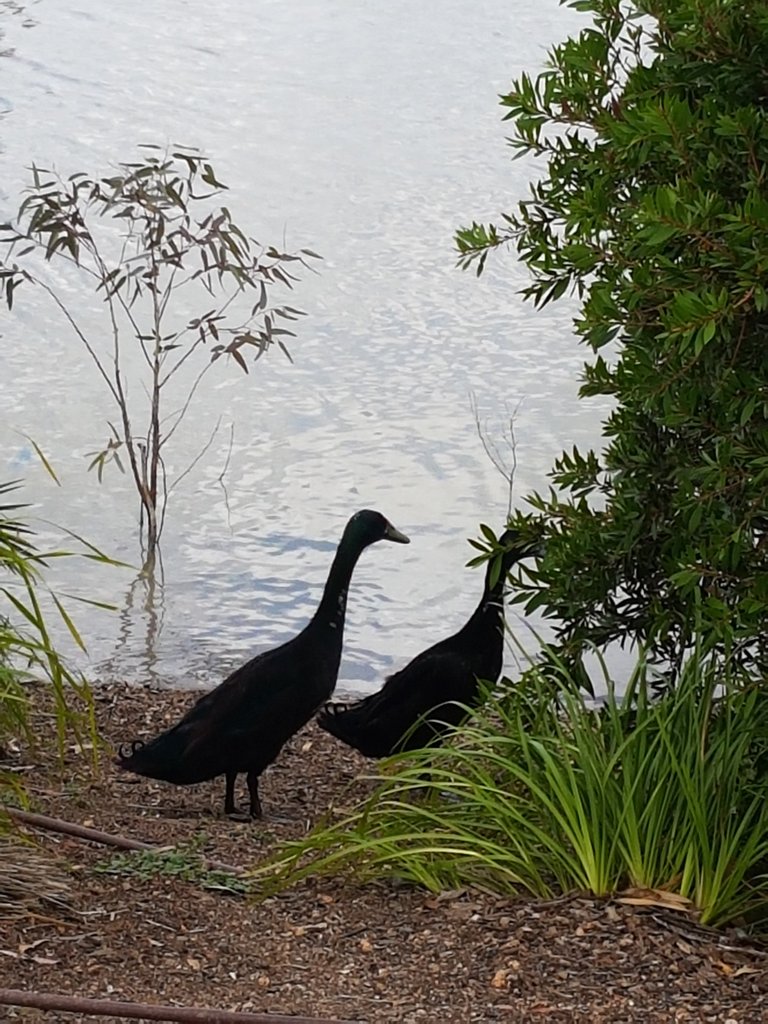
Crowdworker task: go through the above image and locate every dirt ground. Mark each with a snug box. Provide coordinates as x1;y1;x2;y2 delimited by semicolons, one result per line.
2;683;768;1024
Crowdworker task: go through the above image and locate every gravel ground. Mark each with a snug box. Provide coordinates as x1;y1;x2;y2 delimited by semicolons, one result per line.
1;683;768;1023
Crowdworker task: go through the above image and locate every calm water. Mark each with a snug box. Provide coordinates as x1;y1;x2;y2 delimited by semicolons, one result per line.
0;1;608;694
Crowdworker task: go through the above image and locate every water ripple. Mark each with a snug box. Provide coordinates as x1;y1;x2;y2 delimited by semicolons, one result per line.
0;0;601;695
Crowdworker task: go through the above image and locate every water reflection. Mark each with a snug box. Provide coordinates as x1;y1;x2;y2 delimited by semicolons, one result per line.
0;0;606;694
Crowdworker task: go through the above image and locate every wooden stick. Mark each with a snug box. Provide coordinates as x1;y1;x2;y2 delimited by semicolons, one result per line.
0;989;361;1024
2;807;244;875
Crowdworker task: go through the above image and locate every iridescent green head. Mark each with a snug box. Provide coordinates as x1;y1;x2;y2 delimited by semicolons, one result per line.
343;509;410;549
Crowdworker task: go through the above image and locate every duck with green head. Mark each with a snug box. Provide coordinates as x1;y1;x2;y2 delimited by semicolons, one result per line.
115;510;409;818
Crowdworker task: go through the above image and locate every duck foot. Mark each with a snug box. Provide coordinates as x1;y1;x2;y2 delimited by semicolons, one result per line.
225;809;252;823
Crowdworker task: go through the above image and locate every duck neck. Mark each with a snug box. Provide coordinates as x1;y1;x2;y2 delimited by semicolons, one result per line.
462;552;516;640
312;539;366;634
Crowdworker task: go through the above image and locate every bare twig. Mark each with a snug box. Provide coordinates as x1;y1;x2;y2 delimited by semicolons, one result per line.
158;329;208;386
159;450;170;545
34;280;119;406
163;361;213;445
168;415;223;496
470;392;521;517
217;423;235;531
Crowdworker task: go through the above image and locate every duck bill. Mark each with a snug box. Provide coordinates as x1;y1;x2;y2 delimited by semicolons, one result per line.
384;521;410;544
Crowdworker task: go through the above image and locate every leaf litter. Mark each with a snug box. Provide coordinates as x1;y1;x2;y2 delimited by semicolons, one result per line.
1;682;767;1023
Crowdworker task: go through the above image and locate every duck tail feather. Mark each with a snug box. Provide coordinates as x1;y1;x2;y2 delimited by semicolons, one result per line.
317;702;357;746
113;733;187;781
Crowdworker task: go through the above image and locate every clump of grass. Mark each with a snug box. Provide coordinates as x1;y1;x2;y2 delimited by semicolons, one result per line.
253;650;768;929
0;481;102;765
0;839;72;919
0;478;122;915
0;478;123;790
2;494;79;773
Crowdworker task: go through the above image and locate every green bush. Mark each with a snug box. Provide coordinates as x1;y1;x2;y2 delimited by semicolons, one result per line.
255;650;768;929
457;0;768;675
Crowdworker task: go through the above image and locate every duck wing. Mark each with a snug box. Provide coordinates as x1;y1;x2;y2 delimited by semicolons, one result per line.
117;634;335;783
318;649;482;757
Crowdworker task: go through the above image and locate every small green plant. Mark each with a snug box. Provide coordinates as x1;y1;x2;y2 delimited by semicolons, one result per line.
0;479;113;781
0;147;320;568
254;649;768;929
94;838;249;896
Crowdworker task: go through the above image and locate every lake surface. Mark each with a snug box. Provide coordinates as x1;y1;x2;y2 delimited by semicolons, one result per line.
0;0;609;695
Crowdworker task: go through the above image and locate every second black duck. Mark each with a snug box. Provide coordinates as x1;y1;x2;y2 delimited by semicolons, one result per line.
115;509;409;817
317;528;540;757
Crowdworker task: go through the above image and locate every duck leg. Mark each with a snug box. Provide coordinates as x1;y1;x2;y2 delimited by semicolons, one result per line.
224;770;239;816
247;771;263;819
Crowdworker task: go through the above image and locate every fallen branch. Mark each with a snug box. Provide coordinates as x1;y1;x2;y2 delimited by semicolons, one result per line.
2;807;244;875
0;989;361;1024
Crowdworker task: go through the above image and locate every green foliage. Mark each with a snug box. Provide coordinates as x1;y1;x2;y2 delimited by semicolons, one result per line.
466;518;544;589
458;0;768;672
0;147;320;565
94;837;249;896
254;651;768;929
0;480;113;805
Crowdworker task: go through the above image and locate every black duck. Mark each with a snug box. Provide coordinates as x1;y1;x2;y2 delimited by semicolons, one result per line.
115;509;410;817
317;528;540;757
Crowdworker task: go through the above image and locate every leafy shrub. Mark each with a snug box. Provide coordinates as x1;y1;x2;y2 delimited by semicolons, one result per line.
256;650;768;929
457;0;768;675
